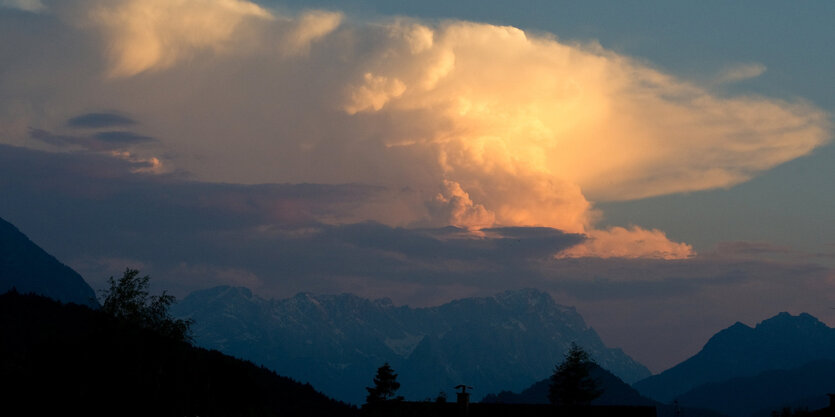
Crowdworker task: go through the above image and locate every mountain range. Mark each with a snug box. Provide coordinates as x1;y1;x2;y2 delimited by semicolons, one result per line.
633;312;835;403
0;216;97;307
172;285;651;404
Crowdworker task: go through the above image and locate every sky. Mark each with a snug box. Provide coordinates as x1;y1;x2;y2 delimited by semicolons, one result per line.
0;0;833;373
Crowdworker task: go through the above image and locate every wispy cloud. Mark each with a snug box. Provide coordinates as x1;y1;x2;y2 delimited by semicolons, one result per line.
280;10;342;56
713;62;767;85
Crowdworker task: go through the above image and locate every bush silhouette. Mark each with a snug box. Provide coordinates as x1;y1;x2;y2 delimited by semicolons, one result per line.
100;268;192;342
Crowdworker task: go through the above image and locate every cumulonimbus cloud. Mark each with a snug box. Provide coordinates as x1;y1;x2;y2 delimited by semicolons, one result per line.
1;0;831;259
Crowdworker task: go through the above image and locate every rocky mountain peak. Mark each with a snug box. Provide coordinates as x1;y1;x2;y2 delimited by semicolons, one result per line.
756;311;826;332
494;288;554;308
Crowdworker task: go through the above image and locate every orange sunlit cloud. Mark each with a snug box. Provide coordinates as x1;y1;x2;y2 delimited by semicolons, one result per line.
556;227;695;260
4;0;831;259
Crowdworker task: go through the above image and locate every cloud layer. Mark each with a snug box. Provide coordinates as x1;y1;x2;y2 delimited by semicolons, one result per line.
0;0;830;260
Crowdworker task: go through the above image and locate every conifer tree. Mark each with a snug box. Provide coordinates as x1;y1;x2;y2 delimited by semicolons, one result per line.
548;342;602;406
366;363;404;404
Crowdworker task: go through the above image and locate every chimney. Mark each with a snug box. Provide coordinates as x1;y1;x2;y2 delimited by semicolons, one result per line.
456;391;470;406
828;393;835;408
455;385;472;416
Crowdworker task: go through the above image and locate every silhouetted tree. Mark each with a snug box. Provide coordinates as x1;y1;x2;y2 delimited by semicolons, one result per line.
100;268;192;342
548;342;602;406
365;363;403;404
435;391;447;403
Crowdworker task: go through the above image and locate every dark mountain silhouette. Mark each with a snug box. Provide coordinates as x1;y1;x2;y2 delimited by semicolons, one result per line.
0;216;97;307
482;362;657;406
633;312;835;403
675;359;835;417
0;290;357;416
172;286;650;404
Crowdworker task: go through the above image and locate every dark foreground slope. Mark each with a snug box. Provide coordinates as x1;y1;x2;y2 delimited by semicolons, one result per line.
0;291;356;417
675;359;835;417
482;363;657;406
482;364;726;417
0;216;97;307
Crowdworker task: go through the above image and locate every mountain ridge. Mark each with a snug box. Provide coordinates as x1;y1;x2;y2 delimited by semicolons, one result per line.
0;216;98;307
173;285;651;404
632;311;835;403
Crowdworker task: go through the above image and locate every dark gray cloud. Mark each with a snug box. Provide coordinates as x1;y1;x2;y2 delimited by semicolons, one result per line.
320;223;583;263
29;127;155;150
29;128;87;148
67;112;137;129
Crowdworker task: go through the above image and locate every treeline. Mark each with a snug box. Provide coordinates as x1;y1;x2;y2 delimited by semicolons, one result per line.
0;290;358;417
